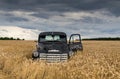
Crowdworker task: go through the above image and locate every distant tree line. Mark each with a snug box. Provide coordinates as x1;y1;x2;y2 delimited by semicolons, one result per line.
0;37;25;40
82;37;120;41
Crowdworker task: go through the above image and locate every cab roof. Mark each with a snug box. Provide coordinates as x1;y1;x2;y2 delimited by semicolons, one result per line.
39;32;67;36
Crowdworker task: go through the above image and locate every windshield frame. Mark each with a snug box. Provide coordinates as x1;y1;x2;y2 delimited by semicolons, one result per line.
38;34;67;43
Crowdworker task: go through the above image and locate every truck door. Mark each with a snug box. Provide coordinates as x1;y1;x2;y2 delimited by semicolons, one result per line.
69;34;83;52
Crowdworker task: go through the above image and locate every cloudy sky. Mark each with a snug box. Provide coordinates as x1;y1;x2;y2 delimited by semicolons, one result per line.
0;0;120;40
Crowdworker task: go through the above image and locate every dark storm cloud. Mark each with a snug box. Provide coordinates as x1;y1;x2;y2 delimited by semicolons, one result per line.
79;16;105;24
6;17;29;22
0;0;120;16
0;0;120;39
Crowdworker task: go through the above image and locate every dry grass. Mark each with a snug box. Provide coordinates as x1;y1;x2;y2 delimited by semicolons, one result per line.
0;40;120;79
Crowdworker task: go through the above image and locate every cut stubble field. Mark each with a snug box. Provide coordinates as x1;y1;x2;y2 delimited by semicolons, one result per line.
0;40;120;79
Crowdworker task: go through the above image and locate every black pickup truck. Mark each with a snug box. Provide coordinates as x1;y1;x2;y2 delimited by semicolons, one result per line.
32;32;83;62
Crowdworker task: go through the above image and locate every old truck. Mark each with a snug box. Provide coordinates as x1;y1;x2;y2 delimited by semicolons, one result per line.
32;32;83;62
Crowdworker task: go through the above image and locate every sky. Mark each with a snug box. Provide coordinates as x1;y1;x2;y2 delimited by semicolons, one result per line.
0;0;120;40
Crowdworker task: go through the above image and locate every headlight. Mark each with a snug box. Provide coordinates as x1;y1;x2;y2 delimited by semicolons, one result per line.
33;51;39;57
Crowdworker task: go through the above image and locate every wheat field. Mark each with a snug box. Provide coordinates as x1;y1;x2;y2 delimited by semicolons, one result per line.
0;40;120;79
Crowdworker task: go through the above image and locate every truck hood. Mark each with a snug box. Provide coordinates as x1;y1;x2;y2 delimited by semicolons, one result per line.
38;42;69;53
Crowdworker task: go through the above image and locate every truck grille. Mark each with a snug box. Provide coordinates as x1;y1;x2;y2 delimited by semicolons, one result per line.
39;53;68;62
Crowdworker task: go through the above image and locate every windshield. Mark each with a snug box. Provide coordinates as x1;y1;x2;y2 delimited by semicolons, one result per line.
39;35;66;42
